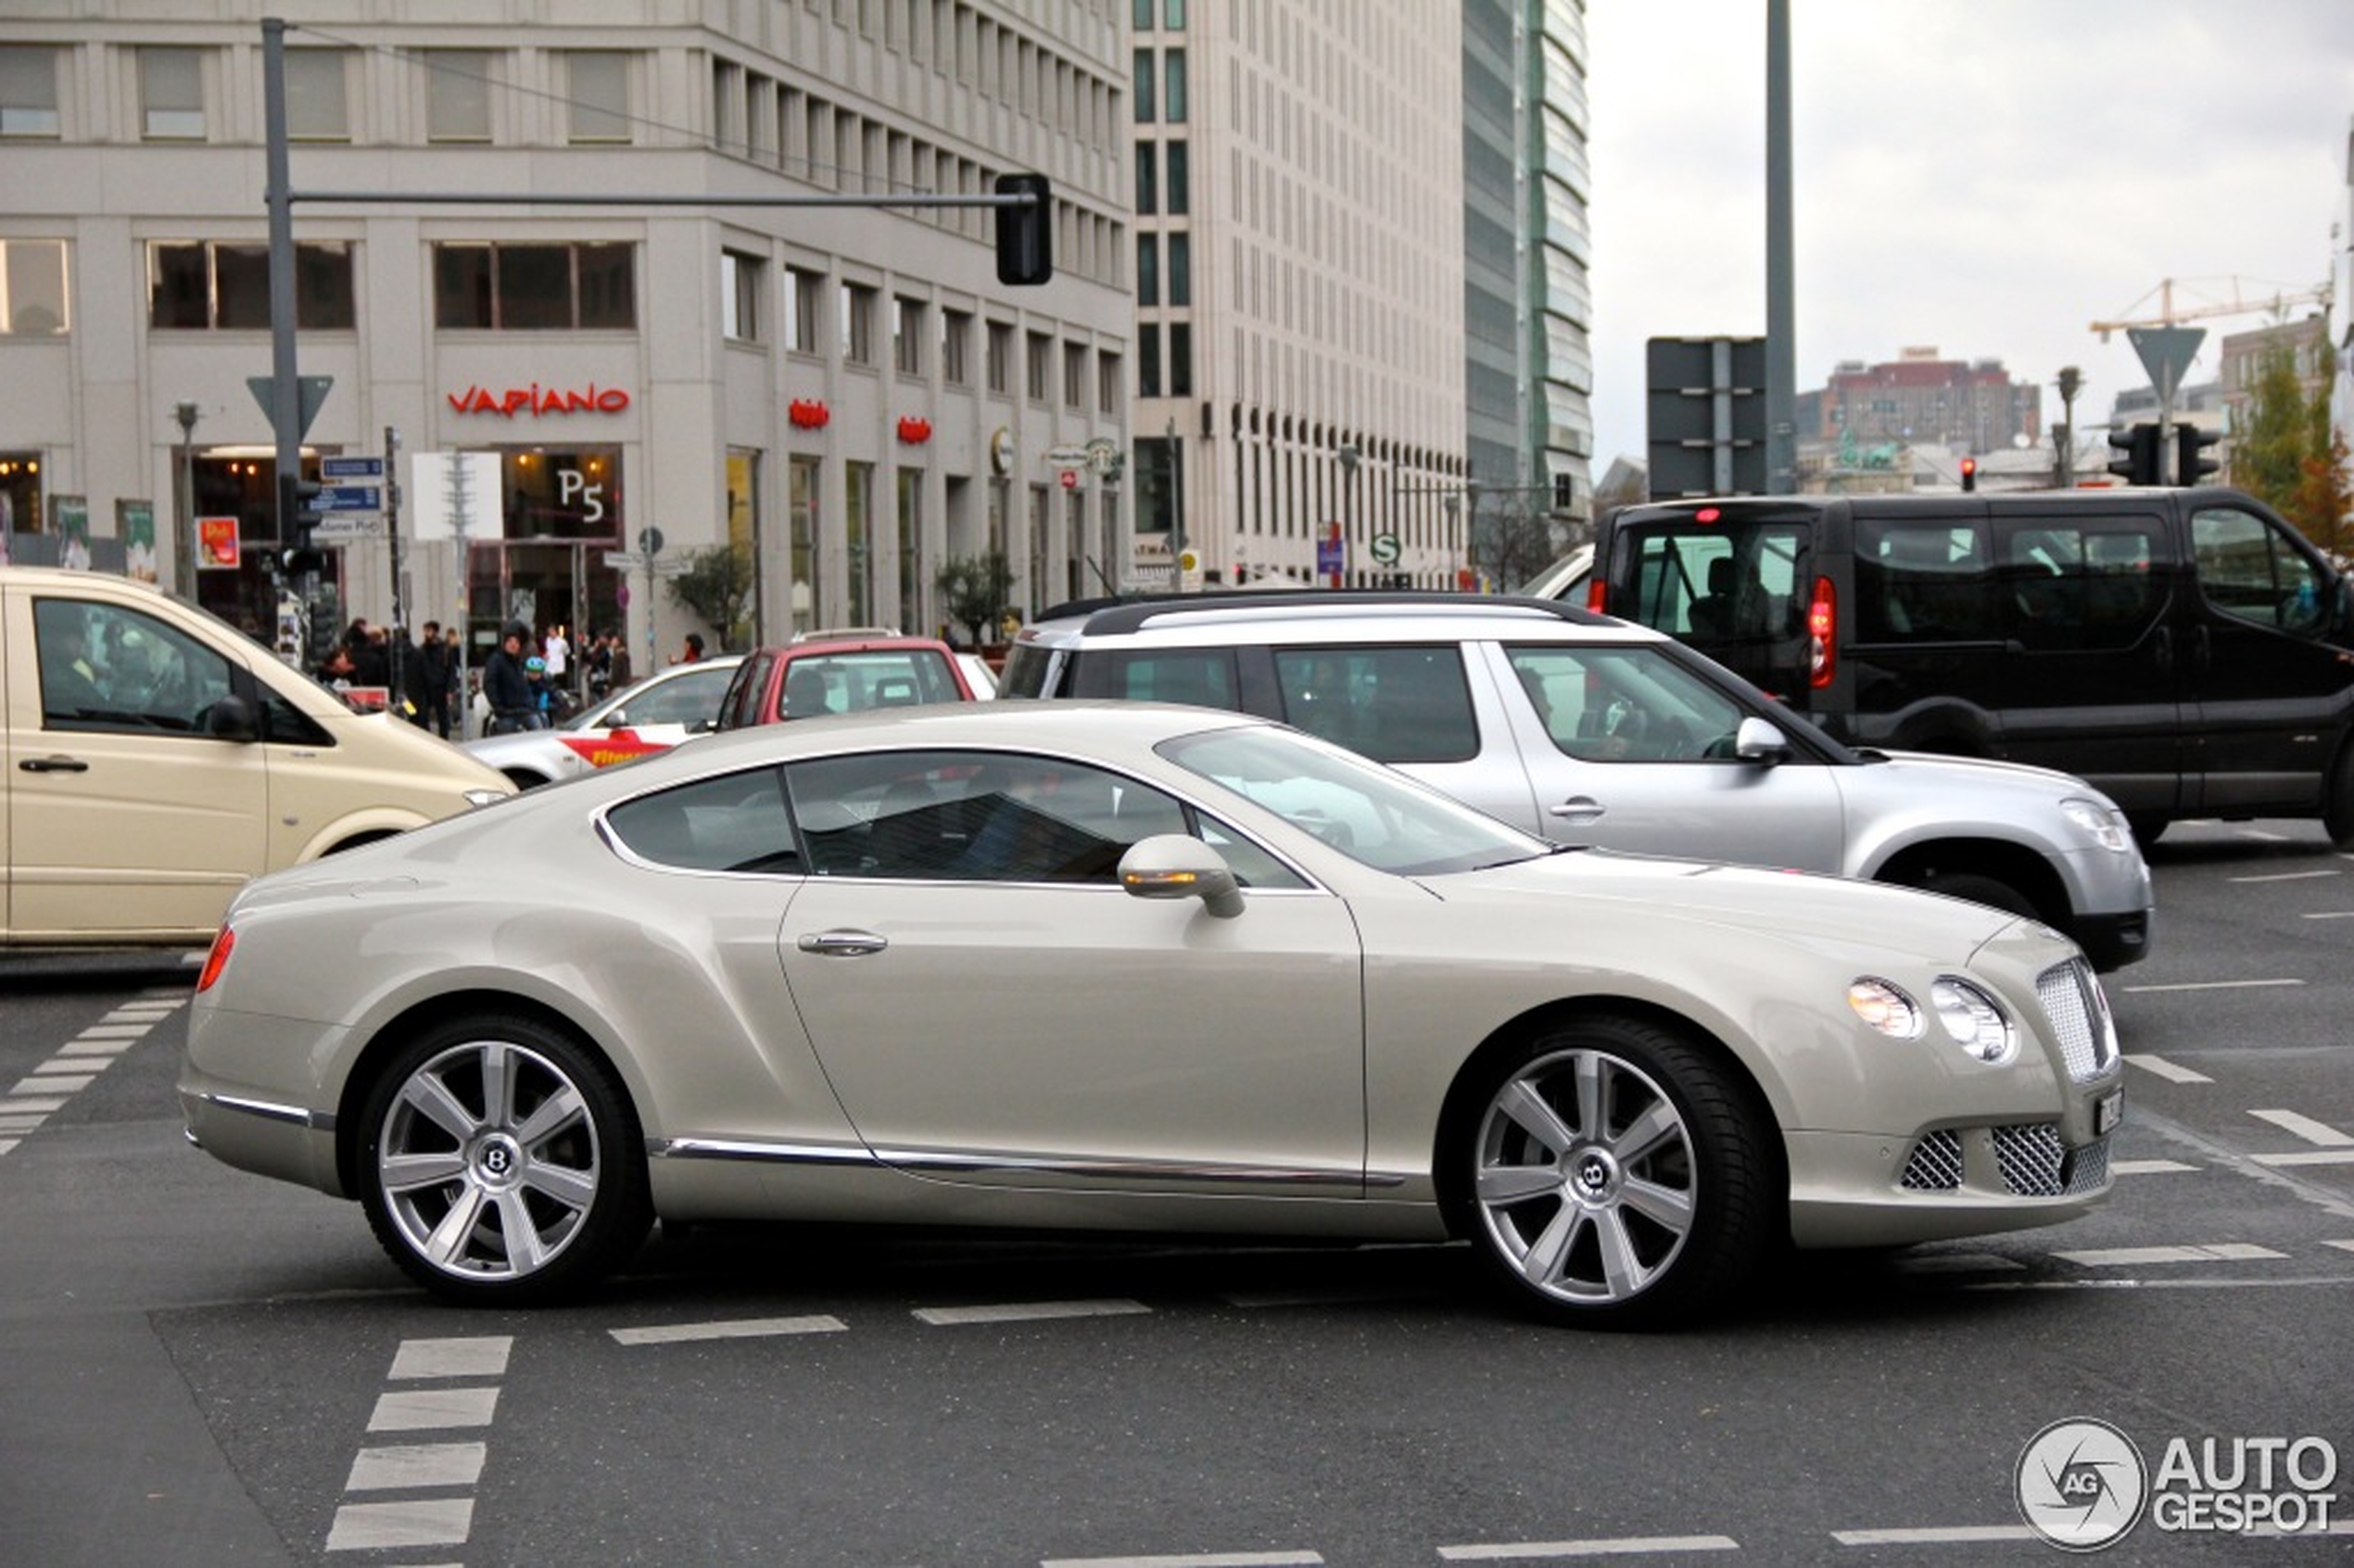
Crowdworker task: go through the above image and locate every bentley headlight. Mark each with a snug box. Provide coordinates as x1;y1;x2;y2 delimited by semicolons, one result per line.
2060;797;2133;854
1848;977;1923;1039
1930;977;2017;1064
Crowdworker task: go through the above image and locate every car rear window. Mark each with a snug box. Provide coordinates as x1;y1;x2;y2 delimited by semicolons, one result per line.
778;650;962;717
604;766;801;874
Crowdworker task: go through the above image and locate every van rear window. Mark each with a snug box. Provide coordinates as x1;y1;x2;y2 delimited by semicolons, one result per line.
1626;524;1807;641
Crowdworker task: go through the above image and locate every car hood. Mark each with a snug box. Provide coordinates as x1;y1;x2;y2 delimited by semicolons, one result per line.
1864;748;2116;802
1435;848;2028;967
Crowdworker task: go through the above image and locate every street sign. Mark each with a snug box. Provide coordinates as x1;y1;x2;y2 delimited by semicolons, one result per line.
311;515;385;541
1059;469;1079;489
2129;327;2205;403
322;456;385;480
247;374;334;440
602;551;644;570
638;526;665;555
1042;445;1091;467
1370;532;1401;566
314;484;382;513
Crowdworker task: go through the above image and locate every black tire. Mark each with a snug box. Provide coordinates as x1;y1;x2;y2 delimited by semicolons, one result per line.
1917;869;2037;919
2325;747;2354;851
1449;1016;1774;1329
2125;815;2170;849
355;1014;652;1305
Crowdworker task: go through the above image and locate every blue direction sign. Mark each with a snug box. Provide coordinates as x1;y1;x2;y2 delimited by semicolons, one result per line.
322;456;385;480
315;484;383;513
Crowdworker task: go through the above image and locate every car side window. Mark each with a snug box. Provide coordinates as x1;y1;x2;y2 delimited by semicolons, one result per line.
1503;644;1747;763
1271;645;1476;764
1997;521;2165;651
611;665;728;727
604;766;802;874
2192;506;2327;636
32;597;237;736
714;654;771;730
1856;523;1997;642
782;747;1307;889
1081;649;1241;710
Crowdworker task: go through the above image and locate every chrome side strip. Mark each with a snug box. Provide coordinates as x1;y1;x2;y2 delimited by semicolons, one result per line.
195;1090;335;1132
647;1134;1398;1189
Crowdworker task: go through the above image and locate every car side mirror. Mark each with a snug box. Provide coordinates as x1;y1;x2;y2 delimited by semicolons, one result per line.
1733;715;1791;765
1118;833;1245;919
203;694;259;743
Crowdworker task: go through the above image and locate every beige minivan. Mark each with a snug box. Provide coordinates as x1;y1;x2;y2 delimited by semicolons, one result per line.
3;565;513;947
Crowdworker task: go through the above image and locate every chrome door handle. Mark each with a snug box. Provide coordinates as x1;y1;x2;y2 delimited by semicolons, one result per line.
1548;795;1604;822
19;755;90;773
796;929;889;956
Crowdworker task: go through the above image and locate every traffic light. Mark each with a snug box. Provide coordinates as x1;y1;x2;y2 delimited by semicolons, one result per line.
2176;424;2221;485
1959;456;1978;493
993;172;1053;286
278;471;324;545
2106;423;2161;487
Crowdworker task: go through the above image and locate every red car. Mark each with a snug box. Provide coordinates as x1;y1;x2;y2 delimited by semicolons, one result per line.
712;630;979;729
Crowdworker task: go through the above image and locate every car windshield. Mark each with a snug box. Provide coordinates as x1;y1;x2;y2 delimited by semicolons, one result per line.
1159;724;1550;877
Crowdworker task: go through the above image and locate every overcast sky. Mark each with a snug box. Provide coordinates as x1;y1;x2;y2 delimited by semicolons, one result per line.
1582;1;2354;467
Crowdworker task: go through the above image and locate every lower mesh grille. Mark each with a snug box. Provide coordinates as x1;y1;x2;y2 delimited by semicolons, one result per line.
1899;1125;2110;1197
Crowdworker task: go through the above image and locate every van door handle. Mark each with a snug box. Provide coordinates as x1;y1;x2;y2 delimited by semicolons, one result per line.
2152;626;2172;674
2192;624;2212;676
19;755;90;773
796;929;889;957
1548;795;1606;823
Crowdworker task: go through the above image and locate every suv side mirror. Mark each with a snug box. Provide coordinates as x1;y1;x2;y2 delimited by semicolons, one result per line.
1733;715;1791;765
1118;834;1245;919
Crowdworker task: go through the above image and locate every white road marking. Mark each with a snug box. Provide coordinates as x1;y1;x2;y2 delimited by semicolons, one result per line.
389;1335;513;1380
13;1075;94;1095
324;1498;475;1552
1044;1555;1323;1568
366;1386;500;1432
1832;1525;2038;1545
2124;1053;2211;1083
2111;1158;2199;1174
0;1097;69;1115
2250;1108;2354;1146
2300;911;2354;919
612;1315;847;1345
2252;1150;2354;1167
914;1298;1152;1326
2228;869;2341;883
2053;1243;2289;1267
2328;1241;2354;1255
72;1024;153;1039
1437;1537;1740;1560
2119;978;2303;993
345;1441;488;1491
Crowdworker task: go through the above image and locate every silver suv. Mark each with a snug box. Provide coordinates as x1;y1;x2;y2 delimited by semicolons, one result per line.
1002;591;2154;970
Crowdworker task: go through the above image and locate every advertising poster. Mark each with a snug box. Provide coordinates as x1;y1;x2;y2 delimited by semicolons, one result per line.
198;514;242;570
119;499;158;582
51;493;90;571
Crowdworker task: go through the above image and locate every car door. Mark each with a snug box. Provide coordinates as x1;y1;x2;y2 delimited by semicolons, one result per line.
9;590;262;939
2183;501;2354;814
775;747;1368;1196
1485;639;1848;871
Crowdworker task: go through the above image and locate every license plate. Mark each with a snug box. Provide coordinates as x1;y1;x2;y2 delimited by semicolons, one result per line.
2095;1091;2124;1136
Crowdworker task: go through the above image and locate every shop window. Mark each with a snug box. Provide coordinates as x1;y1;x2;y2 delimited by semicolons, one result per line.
147;241;354;331
431;242;637;330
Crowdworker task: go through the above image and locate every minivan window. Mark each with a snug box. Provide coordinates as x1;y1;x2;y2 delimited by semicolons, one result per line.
1856;523;1996;642
2191;506;2328;636
33;596;236;733
1272;645;1476;763
1629;524;1807;639
1998;521;2165;651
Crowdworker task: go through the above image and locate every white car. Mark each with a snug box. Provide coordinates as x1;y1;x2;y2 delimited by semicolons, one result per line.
462;654;745;789
181;702;2122;1327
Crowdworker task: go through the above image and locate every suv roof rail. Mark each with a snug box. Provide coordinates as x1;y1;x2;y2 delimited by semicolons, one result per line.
1029;589;1614;637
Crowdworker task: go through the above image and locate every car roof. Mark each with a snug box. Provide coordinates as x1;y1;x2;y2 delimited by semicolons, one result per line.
744;635;961;657
1017;590;1649;648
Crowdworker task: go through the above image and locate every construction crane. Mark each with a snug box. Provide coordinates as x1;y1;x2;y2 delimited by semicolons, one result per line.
2091;276;2332;342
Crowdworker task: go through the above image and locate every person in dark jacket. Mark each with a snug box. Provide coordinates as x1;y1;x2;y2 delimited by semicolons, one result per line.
419;620;453;737
481;622;540;733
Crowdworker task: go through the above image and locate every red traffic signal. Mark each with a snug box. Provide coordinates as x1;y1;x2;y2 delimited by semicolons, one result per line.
1959;457;1978;493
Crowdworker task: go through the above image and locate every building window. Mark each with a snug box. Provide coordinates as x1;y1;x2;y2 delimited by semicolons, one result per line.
1167;233;1191;307
1163;50;1187;123
790;454;821;635
1063;343;1086;408
1165;140;1189;215
424;49;493;142
148;241;354;331
1133;49;1154;122
1;240;70;335
842;283;876;363
140;48;204;141
1169;322;1193;398
846;461;876;627
1133;0;1154;30
785;266;821;352
1097;350;1121;415
986;321;1012;394
942;309;971;385
893;296;924;375
1025;332;1051;401
566;51;630;143
1164;0;1187;26
722;250;762;342
432;242;636;330
1138;323;1161;398
1136;142;1157;215
1137;234;1159;306
0;47;59;137
285;50;349;141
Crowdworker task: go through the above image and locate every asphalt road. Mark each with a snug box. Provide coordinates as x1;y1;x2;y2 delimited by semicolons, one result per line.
3;820;2350;1566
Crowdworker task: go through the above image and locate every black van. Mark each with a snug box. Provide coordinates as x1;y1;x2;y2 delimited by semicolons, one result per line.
1587;487;2354;844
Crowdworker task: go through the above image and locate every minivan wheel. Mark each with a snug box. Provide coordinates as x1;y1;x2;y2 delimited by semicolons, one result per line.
1917;870;2037;919
2126;815;2170;848
1451;1018;1771;1329
2325;748;2354;850
356;1016;652;1304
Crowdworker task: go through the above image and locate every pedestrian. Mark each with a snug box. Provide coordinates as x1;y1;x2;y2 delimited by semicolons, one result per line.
543;622;571;690
674;632;704;665
420;620;453;738
398;625;433;727
481;621;540;733
605;630;634;690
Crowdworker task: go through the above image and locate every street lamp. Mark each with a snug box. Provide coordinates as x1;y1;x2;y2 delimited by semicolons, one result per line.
1337;443;1361;588
173;400;200;596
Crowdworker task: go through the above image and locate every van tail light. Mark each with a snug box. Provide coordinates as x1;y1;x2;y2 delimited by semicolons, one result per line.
1806;576;1836;689
1586;577;1609;615
196;926;235;993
